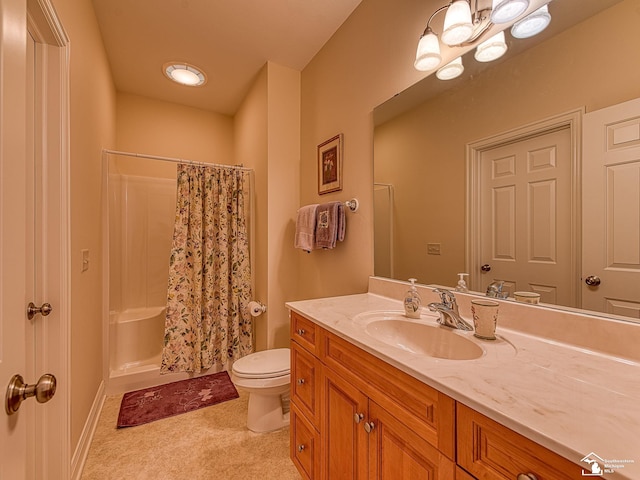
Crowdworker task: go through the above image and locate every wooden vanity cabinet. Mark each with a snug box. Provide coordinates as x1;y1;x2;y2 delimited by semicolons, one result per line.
456;404;589;479
290;311;587;480
290;311;455;480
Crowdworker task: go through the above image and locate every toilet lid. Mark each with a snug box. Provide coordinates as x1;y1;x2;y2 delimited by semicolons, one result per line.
232;348;290;379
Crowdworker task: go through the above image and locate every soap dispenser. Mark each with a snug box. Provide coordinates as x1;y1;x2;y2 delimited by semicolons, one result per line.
455;273;469;293
403;278;422;319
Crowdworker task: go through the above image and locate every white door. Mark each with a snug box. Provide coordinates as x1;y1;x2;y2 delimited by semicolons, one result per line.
1;0;30;475
478;128;574;305
582;98;640;319
2;1;70;477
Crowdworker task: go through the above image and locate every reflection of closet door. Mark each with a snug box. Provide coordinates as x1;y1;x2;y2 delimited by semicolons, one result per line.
582;98;640;319
479;128;573;305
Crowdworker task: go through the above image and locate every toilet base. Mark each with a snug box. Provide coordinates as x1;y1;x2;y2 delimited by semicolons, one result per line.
246;391;290;433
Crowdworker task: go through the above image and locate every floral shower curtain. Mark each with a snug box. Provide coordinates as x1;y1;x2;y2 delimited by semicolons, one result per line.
161;164;253;373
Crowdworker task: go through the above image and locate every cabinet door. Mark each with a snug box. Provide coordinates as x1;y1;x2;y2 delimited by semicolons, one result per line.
322;367;369;480
291;403;321;480
368;401;455;480
292;341;321;427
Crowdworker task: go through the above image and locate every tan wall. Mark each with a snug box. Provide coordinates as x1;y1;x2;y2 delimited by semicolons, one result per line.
235;63;301;350
235;66;269;350
50;0;117;454
298;0;436;299
374;0;640;286
116;92;234;177
266;64;301;348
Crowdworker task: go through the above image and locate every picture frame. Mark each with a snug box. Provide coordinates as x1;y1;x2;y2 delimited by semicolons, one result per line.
317;134;343;195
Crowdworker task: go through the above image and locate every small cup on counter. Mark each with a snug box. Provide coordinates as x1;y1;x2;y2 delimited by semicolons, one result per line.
471;299;499;340
513;291;540;304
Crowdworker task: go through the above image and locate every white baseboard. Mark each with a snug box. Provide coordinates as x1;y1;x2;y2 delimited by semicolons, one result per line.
70;380;105;480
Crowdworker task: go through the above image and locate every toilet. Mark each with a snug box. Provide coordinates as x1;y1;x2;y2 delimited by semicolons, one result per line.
231;348;291;433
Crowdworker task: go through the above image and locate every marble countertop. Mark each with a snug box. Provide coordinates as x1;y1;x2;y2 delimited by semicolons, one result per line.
287;293;640;479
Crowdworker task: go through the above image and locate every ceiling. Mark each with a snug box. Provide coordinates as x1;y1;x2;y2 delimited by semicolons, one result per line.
91;0;362;116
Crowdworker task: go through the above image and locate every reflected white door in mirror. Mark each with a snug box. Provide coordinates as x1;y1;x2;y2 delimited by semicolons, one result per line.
477;127;573;306
582;97;640;319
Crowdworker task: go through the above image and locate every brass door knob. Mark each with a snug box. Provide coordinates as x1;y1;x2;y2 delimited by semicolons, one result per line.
27;302;52;320
585;275;601;286
5;373;57;415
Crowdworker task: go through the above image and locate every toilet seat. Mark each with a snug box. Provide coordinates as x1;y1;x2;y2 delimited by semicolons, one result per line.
232;348;290;379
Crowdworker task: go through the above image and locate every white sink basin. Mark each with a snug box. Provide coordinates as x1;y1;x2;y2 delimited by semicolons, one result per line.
354;311;484;360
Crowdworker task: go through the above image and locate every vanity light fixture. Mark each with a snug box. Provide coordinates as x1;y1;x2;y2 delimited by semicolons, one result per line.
436;56;465;80
163;63;207;87
474;30;508;62
414;0;551;79
442;0;474;46
511;4;551;38
490;0;529;24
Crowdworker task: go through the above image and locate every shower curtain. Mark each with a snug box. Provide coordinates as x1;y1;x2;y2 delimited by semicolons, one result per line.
161;164;253;373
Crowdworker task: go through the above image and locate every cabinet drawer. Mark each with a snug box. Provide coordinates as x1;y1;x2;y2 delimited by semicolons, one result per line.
291;341;321;427
457;403;587;479
321;329;455;459
291;403;320;480
291;311;319;355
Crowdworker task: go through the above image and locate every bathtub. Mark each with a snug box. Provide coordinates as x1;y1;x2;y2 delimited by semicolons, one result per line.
107;305;227;395
110;306;165;375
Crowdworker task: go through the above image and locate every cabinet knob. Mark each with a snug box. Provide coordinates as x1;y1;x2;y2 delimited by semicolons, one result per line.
297;444;305;453
364;421;375;433
517;474;538;480
354;413;364;424
296;328;305;335
297;378;305;385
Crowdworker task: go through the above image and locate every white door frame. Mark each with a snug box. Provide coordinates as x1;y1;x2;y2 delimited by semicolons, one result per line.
466;109;582;307
27;0;71;477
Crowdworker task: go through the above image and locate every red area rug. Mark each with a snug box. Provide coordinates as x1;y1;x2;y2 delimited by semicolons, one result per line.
117;371;239;428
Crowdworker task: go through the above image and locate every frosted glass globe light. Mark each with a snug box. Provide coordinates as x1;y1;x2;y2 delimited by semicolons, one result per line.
436;57;464;80
474;31;508;62
442;0;474;46
511;4;551;38
490;0;529;24
414;31;442;71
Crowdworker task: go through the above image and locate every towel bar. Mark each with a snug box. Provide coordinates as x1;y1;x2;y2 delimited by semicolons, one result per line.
345;198;359;212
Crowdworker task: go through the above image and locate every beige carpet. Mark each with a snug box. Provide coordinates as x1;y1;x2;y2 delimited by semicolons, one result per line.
81;391;301;480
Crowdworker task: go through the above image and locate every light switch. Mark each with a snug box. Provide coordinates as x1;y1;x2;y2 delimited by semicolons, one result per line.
427;243;441;255
81;249;89;272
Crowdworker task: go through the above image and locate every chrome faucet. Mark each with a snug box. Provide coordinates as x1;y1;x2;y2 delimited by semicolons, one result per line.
486;281;508;299
427;288;473;331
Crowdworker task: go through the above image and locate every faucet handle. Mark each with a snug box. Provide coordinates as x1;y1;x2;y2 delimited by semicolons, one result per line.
432;288;456;307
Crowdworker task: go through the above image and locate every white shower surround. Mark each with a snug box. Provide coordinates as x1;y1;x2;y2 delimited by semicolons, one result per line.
107;173;176;391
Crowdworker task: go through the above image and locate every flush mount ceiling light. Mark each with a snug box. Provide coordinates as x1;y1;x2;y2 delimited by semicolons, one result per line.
414;1;551;80
163;63;207;87
511;4;551;38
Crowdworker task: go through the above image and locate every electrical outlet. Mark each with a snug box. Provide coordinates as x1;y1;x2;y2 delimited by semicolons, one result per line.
427;243;441;255
81;249;90;272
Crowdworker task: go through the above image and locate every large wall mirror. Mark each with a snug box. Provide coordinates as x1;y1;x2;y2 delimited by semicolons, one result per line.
373;0;640;323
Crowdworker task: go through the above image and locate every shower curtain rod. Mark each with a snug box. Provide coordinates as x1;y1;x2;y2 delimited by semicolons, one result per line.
103;149;253;172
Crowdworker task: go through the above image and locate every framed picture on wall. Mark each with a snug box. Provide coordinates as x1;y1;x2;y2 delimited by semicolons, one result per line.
317;134;343;195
